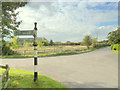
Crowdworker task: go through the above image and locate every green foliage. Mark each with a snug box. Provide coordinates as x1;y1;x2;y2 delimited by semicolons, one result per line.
82;35;92;49
92;37;97;48
111;44;119;50
23;42;33;47
110;45;113;50
54;42;62;45
66;41;71;45
78;42;82;45
111;44;120;54
107;27;120;44
42;39;49;46
1;2;27;40
43;42;49;46
37;41;44;47
94;43;109;48
49;40;54;46
0;2;27;55
9;36;21;49
92;37;97;43
2;40;14;55
92;43;96;48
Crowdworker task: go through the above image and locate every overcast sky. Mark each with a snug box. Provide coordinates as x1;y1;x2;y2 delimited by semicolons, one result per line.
16;1;118;42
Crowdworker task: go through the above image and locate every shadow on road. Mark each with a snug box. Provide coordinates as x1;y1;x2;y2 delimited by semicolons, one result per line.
63;82;109;88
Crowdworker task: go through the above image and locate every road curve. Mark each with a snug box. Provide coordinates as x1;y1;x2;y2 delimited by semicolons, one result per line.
1;47;118;88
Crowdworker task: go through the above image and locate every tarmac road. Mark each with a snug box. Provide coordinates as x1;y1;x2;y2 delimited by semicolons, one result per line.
1;47;118;88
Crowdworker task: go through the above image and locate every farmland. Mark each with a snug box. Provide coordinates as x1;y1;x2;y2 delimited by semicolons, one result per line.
12;45;89;55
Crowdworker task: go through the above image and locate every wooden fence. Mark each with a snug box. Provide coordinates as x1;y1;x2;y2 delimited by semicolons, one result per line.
0;64;10;88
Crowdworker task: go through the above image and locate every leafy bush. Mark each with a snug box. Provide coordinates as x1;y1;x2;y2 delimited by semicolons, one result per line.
82;35;92;49
92;43;97;48
93;43;109;48
110;44;120;54
111;44;119;50
37;41;44;47
2;41;14;55
107;28;120;44
49;40;54;46
9;37;21;49
110;45;113;50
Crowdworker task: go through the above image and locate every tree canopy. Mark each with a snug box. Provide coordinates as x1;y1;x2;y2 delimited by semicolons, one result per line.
82;35;92;49
1;2;28;55
107;27;120;44
1;2;27;40
49;40;54;46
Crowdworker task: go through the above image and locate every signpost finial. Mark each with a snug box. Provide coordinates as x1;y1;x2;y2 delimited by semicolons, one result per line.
34;22;37;30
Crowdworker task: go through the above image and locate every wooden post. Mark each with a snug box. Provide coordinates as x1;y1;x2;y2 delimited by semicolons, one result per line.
33;22;38;81
24;50;26;55
6;64;9;80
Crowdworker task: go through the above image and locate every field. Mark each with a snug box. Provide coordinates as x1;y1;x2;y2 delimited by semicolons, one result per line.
12;45;89;55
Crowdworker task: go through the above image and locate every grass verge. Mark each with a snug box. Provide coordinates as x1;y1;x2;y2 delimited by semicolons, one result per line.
2;69;66;88
1;47;106;58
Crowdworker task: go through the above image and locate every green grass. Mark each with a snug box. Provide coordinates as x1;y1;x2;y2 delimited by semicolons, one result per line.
1;48;98;58
111;44;120;54
2;69;66;88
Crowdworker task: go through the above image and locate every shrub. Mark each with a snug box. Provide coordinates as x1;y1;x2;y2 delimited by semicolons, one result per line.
2;41;14;55
37;41;44;47
110;45;113;50
94;43;109;48
92;43;97;48
9;37;21;49
82;35;92;49
112;44;120;50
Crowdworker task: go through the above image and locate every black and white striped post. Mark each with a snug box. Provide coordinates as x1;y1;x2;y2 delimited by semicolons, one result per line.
14;22;38;81
33;22;38;81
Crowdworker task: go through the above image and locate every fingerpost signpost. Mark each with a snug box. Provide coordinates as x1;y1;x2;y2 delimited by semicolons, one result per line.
14;22;38;81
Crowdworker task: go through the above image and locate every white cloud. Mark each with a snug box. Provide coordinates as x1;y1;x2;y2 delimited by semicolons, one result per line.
16;2;118;42
94;25;117;41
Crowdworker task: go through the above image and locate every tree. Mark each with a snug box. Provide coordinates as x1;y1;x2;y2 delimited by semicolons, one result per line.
49;40;54;46
9;36;21;49
107;27;120;44
1;2;27;40
92;37;97;48
42;38;49;46
1;2;28;55
66;41;71;45
43;41;49;46
82;35;92;49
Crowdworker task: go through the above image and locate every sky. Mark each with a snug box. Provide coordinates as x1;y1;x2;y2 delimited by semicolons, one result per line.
16;1;118;42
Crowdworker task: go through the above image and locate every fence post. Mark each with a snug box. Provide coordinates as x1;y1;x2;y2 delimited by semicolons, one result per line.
54;45;55;52
6;64;9;80
24;50;26;55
